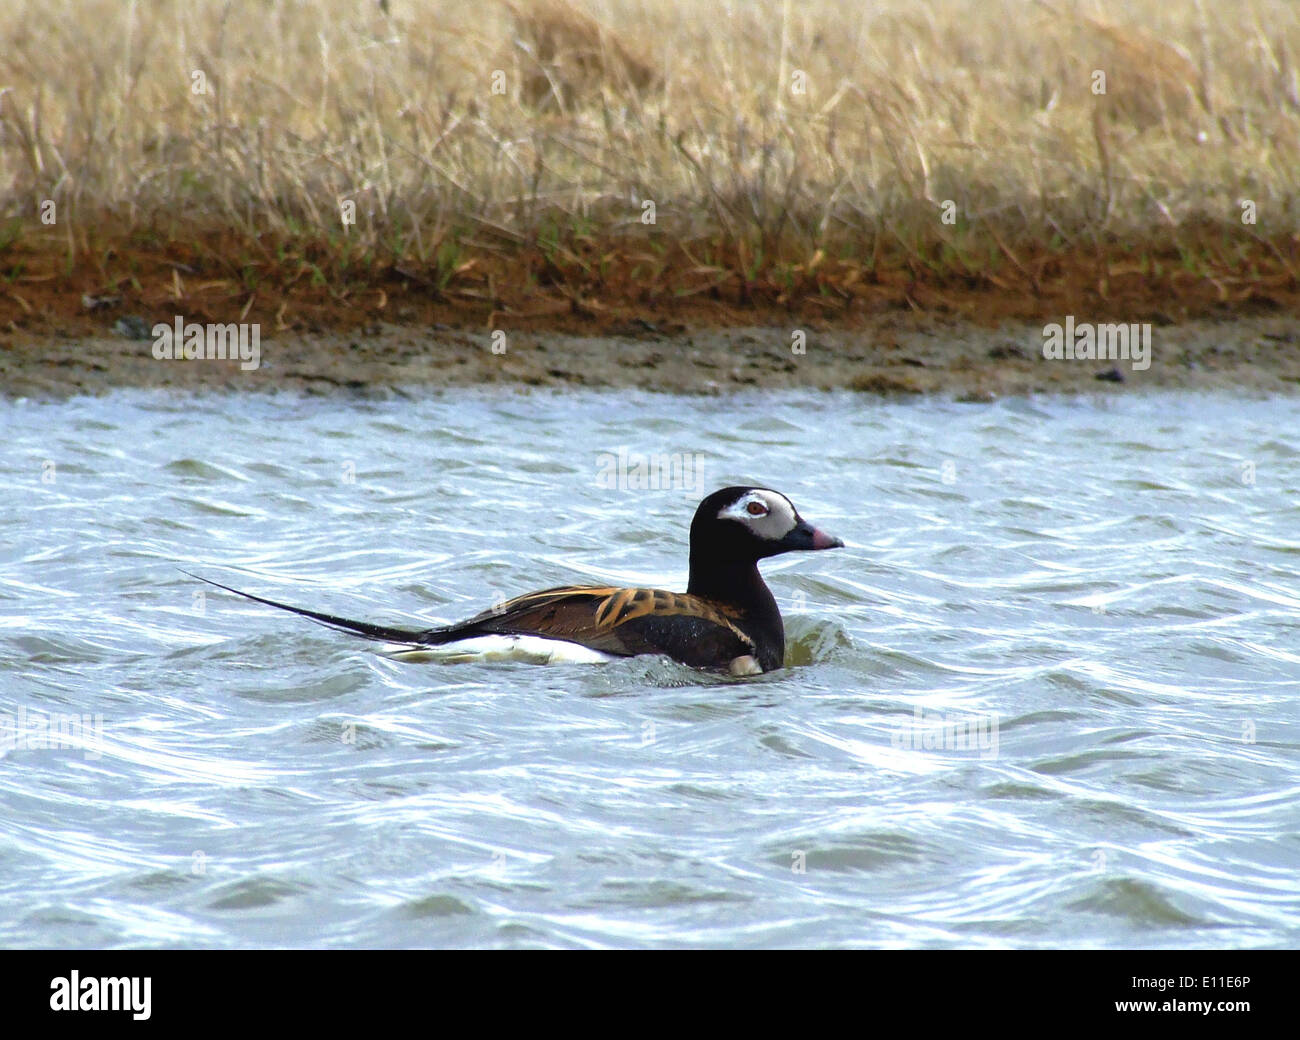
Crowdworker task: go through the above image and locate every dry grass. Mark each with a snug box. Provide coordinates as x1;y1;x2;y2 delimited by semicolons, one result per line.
1;0;1298;329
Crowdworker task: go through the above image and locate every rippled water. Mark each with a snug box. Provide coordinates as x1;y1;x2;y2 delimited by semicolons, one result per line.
2;388;1298;948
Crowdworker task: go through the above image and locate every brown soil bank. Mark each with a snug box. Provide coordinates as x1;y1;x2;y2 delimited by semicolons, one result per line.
4;314;1298;399
4;0;1300;396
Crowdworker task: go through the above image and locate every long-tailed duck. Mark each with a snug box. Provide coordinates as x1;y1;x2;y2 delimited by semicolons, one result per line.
192;486;842;675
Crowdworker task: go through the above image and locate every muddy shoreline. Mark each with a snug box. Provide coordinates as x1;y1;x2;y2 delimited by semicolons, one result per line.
3;316;1299;398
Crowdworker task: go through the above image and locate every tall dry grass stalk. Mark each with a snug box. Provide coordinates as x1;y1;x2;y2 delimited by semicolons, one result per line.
0;0;1297;312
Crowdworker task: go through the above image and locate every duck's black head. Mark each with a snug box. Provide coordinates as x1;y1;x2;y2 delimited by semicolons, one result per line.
689;486;843;569
686;487;843;668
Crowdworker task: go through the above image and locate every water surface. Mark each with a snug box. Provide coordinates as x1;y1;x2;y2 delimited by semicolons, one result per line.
1;389;1298;948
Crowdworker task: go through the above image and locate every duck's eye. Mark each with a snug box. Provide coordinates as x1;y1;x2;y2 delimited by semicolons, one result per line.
746;501;769;517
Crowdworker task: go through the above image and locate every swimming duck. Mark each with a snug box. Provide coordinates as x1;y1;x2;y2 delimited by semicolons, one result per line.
193;486;842;675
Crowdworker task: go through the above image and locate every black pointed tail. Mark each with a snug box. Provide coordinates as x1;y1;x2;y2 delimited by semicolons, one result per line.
184;572;439;645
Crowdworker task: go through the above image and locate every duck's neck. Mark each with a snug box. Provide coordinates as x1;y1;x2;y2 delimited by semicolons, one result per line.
688;557;784;661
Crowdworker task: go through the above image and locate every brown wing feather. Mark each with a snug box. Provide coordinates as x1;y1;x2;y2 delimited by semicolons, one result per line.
422;584;754;663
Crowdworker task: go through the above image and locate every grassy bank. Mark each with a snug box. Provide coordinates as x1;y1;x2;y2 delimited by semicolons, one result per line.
1;0;1298;337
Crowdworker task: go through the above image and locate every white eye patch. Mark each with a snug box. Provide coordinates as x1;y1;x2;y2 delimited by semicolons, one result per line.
717;489;798;540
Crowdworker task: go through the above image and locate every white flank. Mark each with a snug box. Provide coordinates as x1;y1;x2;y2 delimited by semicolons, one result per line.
383;635;617;665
